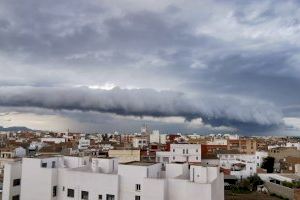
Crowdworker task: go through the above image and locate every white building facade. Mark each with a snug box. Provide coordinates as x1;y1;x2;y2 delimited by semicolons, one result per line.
3;155;224;200
156;144;201;163
132;137;148;148
218;153;257;178
150;130;160;143
78;138;91;150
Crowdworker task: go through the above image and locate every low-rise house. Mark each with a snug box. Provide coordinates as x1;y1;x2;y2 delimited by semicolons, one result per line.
156;144;201;163
132;137;148;149
269;147;300;172
280;157;300;173
0;146;26;159
218;153;257;178
78;137;91;150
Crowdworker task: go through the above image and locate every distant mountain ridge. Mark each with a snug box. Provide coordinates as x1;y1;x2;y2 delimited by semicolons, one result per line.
0;126;32;131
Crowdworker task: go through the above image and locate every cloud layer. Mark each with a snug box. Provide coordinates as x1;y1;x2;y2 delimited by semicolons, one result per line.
0;0;299;134
0;87;282;127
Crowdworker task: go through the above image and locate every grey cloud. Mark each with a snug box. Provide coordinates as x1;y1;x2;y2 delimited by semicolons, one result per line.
0;87;282;127
0;0;299;134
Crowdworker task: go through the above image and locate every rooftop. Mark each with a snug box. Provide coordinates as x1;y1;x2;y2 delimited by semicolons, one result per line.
121;161;157;166
280;174;300;180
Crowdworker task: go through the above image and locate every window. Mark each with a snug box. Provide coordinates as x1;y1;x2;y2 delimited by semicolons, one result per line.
106;194;115;200
81;191;89;200
186;149;188;154
53;186;57;197
41;162;47;168
196;156;198;160
12;195;20;200
52;161;56;168
136;184;141;191
173;156;175;160
98;195;103;200
196;149;198;152
63;186;65;191
183;149;185;154
135;196;141;200
13;179;21;186
173;149;175;152
67;189;75;197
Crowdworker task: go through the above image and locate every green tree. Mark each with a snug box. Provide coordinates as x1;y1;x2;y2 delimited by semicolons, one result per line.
261;156;275;173
248;175;264;190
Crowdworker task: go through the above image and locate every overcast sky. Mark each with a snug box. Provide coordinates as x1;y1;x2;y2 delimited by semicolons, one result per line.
0;0;300;135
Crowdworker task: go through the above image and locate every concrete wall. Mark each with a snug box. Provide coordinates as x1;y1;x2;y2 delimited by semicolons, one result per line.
2;162;22;200
166;163;189;178
58;169;119;200
20;158;58;200
264;182;294;200
63;156;89;168
142;178;166;200
108;150;140;163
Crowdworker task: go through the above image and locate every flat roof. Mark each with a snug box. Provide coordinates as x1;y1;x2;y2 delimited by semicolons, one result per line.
122;161;157;166
191;163;219;167
280;174;300;180
28;154;62;159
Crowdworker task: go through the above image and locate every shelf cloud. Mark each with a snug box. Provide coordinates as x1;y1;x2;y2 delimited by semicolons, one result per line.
0;86;283;128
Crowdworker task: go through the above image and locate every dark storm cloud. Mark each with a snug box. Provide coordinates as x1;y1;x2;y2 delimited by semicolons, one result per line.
0;87;282;127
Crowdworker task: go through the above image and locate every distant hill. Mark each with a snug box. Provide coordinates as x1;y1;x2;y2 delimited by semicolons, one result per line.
0;126;32;132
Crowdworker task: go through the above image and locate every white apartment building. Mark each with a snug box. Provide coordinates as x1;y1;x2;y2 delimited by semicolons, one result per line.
255;151;268;167
150;130;160;143
218;152;267;178
78;138;91;150
206;139;227;145
286;142;300;150
132;137;147;148
3;156;224;200
156;144;201;163
219;154;253;179
223;134;239;140
160;134;167;145
149;131;166;145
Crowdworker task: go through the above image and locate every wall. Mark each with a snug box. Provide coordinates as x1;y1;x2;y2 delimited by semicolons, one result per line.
63;156;89;168
264;182;294;200
3;161;22;200
58;168;119;200
166;163;188;178
142;178;166;200
20;158;58;200
15;147;26;158
119;164;150;200
108;150;140;163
